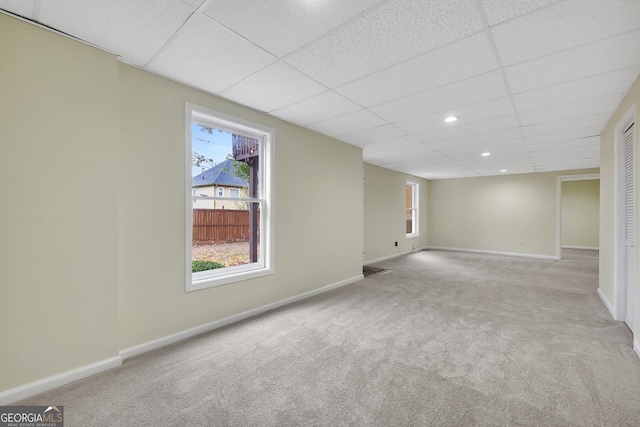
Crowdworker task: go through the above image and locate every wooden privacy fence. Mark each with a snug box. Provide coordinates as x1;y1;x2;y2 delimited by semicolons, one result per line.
193;209;251;244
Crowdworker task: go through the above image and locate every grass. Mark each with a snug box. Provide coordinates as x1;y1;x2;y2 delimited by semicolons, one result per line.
192;260;225;273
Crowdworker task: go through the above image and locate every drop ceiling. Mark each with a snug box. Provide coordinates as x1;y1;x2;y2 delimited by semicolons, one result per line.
3;0;640;179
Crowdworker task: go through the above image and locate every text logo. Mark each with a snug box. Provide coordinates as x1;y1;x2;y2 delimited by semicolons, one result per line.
0;406;64;427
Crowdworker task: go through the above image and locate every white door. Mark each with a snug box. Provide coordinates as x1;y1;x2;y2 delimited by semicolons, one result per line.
624;123;635;332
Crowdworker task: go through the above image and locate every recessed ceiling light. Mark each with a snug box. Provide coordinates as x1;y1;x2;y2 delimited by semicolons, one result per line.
481;152;491;157
500;169;507;173
444;116;458;123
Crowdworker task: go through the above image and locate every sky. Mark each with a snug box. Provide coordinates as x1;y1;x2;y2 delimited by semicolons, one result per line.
191;123;233;177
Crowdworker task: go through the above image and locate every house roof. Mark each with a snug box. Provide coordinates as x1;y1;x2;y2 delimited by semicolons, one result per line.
192;159;247;188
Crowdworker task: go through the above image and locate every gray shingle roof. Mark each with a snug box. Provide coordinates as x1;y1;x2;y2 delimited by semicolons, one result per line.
192;159;247;188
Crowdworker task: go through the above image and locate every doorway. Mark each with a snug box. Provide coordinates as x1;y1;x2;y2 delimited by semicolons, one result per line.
557;174;600;261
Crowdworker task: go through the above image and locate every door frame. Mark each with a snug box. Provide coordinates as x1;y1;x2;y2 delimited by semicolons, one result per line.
613;104;637;327
556;173;600;261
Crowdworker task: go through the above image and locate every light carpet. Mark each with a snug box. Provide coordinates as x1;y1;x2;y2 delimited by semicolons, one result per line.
17;249;640;426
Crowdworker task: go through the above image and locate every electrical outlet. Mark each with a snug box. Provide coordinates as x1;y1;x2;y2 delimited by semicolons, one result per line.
394;241;398;247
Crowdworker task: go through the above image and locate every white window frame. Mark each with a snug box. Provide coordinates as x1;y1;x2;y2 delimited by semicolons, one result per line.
229;188;239;198
406;181;419;238
185;103;274;291
217;187;224;197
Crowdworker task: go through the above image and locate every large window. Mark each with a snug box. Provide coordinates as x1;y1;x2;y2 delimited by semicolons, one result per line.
406;182;418;237
186;103;273;291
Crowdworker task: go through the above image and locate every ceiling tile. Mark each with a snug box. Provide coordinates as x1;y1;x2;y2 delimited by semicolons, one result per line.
362;136;423;153
437;138;529;155
535;158;599;165
403;154;459;166
335;33;497;107
535;158;599;166
530;136;600;152
146;14;276;94
518;94;622;126
366;150;450;166
220;62;326;113
203;0;382;58
513;67;640;112
404;162;467;174
371;71;509;123
0;0;35;18
408;160;464;169
395;97;514;134
505;29;640;93
450;151;532;164
270;91;361;127
520;113;610;138
37;0;196;66
475;159;536;169
480;0;559;26
8;0;630;180
417;115;520;146
476;165;536;176
308;110;386;137
338;125;405;146
525;127;602;145
284;0;483;87
426;128;523;150
534;160;599;170
492;0;640;66
531;145;600;159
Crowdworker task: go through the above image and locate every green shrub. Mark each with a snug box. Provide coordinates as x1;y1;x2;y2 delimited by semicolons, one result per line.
192;260;225;272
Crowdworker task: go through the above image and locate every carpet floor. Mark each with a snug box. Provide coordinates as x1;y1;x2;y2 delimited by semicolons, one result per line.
17;249;640;426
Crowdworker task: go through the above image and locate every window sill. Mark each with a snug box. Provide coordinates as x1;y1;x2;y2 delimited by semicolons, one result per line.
187;267;273;292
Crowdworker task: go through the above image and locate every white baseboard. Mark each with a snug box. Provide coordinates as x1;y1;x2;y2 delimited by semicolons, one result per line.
561;245;599;250
120;274;363;360
364;253;401;265
0;356;122;405
364;246;428;265
0;275;363;404
597;288;615;319
634;340;640;359
426;246;557;260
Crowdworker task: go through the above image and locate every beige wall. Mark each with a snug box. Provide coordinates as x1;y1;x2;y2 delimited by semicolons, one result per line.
428;169;598;257
117;64;364;348
561;180;600;249
599;74;640;334
363;163;429;263
0;14;120;391
0;14;364;395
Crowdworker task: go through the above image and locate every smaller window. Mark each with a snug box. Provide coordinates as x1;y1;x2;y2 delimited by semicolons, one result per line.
229;188;239;198
406;182;418;237
217;187;224;197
